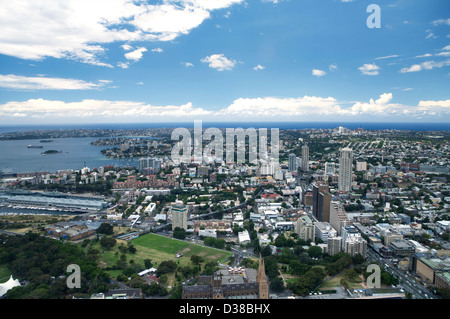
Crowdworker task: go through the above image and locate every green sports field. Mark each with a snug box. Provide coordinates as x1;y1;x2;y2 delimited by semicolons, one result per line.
100;233;233;270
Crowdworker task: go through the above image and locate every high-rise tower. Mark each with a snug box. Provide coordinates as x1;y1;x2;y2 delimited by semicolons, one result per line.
338;147;353;192
301;144;309;172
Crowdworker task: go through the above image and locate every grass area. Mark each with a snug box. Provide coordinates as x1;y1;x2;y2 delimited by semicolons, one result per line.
96;233;233;282
0;264;11;283
131;233;232;268
319;273;365;291
0;214;72;234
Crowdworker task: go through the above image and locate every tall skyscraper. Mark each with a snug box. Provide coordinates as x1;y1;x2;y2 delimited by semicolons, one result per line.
301;145;309;172
312;183;331;222
338;147;353;192
288;153;297;172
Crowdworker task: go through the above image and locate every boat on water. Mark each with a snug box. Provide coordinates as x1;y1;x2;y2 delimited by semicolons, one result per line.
41;149;62;155
27;145;43;148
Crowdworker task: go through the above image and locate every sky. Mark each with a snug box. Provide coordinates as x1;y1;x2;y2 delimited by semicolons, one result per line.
0;0;449;125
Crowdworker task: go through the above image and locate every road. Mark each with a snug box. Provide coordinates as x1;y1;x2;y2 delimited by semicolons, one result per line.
366;247;435;299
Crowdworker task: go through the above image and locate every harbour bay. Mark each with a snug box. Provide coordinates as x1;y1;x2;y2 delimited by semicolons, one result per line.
0;137;138;174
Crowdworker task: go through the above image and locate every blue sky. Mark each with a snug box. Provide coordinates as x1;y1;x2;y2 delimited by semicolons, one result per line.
0;0;449;124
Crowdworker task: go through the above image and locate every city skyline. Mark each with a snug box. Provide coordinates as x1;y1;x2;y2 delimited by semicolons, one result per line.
0;0;449;125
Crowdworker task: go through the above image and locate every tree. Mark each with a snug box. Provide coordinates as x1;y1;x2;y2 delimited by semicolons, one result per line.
352;253;365;265
156;260;177;276
269;277;285;292
144;259;153;269
307;245;323;259
190;255;204;265
261;245;272;257
127;243;137;254
96;223;114;235
173;227;186;240
99;236;116;250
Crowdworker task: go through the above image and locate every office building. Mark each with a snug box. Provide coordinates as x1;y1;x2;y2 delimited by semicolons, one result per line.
315;222;337;244
389;240;416;257
338;147;353;192
312;183;331;222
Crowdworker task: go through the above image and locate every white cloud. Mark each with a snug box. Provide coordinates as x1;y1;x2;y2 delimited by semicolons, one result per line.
218;96;341;117
201;54;236;71
375;55;400;60
117;62;129;69
349;93;394;114
182;62;194;67
124;47;147;61
358;63;380;75
415;53;433;58
312;69;326;77
425;29;437;39
0;98;212;120
253;64;265;71
418;100;450;109
329;64;338;72
121;44;133;51
431;18;450;26
177;0;244;11
2;93;449;122
151;48;164;53
0;0;245;66
0;74;110;90
400;59;450;73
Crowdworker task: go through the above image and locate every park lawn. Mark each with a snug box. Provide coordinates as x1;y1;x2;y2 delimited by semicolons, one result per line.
0;264;11;283
319;273;364;291
130;233;232;268
97;233;232;271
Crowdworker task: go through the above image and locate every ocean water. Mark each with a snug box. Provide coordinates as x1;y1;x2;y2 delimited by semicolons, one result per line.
0;122;448;174
0;137;137;174
0;121;449;133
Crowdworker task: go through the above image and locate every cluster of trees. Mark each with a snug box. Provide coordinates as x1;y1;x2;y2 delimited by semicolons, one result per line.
26;180;113;196
173;227;186;240
0;233;114;299
203;236;227;250
260;241;370;297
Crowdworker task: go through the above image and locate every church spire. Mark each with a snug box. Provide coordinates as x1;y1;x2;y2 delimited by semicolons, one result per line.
257;254;268;299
